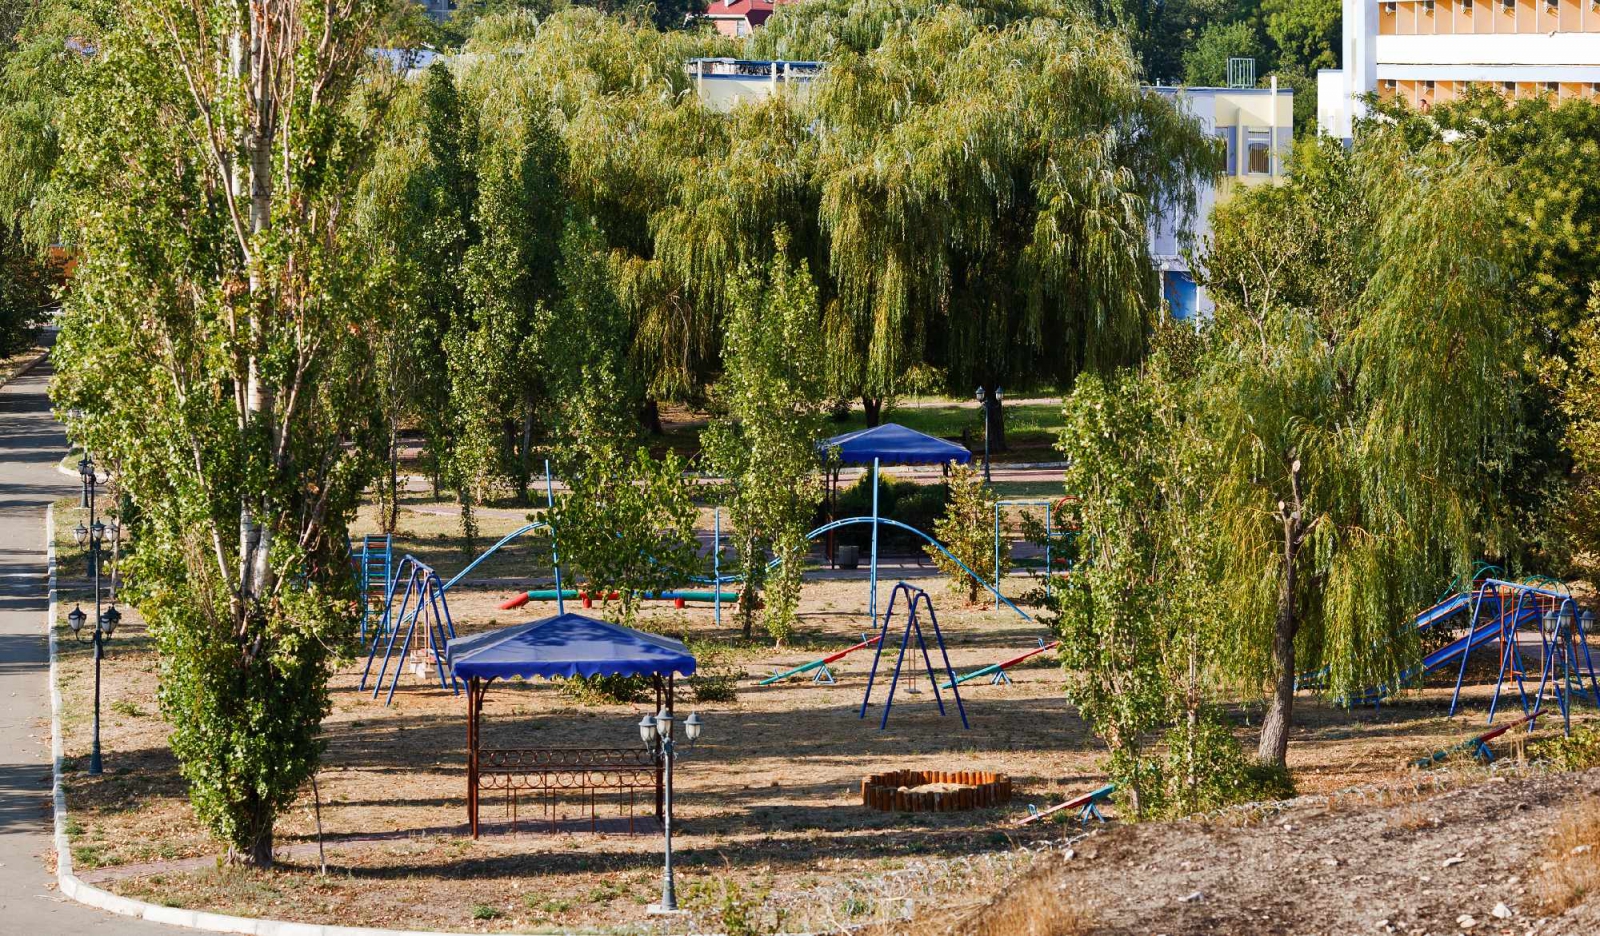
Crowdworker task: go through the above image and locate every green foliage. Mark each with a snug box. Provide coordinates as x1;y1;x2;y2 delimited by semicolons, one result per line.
470;903;503;921
684;878;767;936
1262;0;1340;70
1199;131;1525;765
703;244;828;644
42;0;393;864
825;475;949;553
558;672;650;705
1530;723;1600;772
1183;21;1265;87
0;221;51;355
924;464;1008;605
1558;292;1600;574
686;640;740;703
1154;710;1294;818
548;446;701;624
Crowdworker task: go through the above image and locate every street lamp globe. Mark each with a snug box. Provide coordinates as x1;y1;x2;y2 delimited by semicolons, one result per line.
68;605;86;634
77;455;93;482
73;522;88;546
683;712;702;743
99;606;121;636
974;386;985;404
639;713;658;746
91;520;106;546
654;707;674;739
994;387;1004;402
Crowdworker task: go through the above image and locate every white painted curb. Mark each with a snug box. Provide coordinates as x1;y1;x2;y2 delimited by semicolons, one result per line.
42;506;510;936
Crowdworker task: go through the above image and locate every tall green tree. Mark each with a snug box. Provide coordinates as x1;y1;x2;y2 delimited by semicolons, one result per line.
45;0;398;865
703;242;828;644
1199;134;1524;766
1182;20;1265;86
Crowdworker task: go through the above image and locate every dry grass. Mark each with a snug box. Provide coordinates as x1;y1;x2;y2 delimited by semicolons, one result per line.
1538;796;1600;913
46;493;1600;932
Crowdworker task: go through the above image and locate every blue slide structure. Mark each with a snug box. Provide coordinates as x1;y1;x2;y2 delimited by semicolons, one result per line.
1320;576;1600;736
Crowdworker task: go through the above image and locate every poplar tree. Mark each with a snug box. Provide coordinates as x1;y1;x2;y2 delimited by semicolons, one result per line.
45;0;398;865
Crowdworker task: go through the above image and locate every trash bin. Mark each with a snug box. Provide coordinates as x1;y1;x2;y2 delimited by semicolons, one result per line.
837;544;860;569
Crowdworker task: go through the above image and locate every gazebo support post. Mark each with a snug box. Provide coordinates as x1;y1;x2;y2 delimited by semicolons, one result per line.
545;460;564;615
467;676;480;838
870;457;880;621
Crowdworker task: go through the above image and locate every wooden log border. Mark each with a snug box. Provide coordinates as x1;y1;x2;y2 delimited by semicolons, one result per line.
859;770;1012;812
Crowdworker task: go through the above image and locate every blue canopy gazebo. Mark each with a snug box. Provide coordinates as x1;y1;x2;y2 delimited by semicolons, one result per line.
818;423;973;618
448;613;697;837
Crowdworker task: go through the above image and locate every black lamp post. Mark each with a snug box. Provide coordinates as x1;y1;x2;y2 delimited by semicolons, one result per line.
639;708;703;914
975;387;1002;483
71;451;117;776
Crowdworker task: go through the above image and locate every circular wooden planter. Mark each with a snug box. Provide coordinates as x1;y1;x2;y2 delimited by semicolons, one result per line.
860;769;1011;812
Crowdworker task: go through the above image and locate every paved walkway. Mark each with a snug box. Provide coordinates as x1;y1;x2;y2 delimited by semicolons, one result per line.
0;349;171;933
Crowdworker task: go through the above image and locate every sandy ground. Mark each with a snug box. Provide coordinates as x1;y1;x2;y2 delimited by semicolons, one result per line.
49;496;1600;934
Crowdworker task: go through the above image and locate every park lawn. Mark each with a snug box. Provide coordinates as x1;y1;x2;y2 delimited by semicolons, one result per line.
49;494;1590;933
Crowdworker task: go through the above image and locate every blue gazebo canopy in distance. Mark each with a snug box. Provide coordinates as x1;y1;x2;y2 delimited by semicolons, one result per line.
819;423;972;467
448;612;697;682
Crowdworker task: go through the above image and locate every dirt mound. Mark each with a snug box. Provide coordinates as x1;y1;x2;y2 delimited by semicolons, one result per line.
886;769;1600;936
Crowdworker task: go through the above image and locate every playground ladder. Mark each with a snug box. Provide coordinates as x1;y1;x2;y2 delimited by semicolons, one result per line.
357;534;393;642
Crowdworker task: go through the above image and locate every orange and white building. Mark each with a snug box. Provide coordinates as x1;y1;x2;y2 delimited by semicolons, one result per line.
1320;0;1600;138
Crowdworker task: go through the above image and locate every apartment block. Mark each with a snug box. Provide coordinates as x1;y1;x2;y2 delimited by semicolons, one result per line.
1320;0;1600;138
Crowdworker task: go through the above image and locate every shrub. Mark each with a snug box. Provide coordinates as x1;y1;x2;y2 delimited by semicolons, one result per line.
1531;723;1600;771
926;463;1009;604
470;903;502;920
1154;710;1294;818
821;474;949;554
687;641;740;703
558;673;649;705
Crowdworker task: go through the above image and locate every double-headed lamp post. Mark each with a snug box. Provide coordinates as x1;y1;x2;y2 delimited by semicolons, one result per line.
71;451;119;775
975;386;1002;483
67;602;119;776
639;708;703;914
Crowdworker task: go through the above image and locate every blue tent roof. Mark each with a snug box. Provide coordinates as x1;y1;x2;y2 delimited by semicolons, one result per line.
447;613;697;682
819;423;972;466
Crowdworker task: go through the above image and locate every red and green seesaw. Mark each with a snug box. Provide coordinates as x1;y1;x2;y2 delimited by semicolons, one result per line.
500;588;741;611
940;637;1060;690
1017;783;1116;826
758;633;882;686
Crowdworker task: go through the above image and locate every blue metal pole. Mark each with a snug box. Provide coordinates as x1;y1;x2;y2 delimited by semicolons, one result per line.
713;508;722;627
993;503;1001;611
1045;503;1053;602
870;458;880;621
546;460;564;615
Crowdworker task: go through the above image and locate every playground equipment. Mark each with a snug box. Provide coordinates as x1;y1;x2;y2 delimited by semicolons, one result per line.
500;588;741;610
1414;709;1543;768
1016;783;1115;826
859;582;969;730
352;534;393;641
360;555;460;705
861;769;1011;812
993;496;1079;608
759;633;881;685
1317;575;1600;735
941;638;1059;689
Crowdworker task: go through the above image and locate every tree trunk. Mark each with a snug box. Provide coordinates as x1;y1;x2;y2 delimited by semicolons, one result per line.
235;817;273;868
862;396;883;427
382;420;400;534
1257;528;1300;766
518;395;534;504
640;398;664;436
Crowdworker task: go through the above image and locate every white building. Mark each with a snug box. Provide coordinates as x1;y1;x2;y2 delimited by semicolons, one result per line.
1320;0;1600;140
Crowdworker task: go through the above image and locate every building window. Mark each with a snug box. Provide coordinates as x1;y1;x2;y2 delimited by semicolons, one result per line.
1463;81;1475;91
1422;0;1434;11
1214;127;1236;176
1246;130;1271;175
1382;1;1396;12
1502;0;1514;11
1504;81;1517;93
1593;82;1600;95
1547;81;1560;95
1423;80;1436;94
1382;79;1398;93
1462;0;1473;10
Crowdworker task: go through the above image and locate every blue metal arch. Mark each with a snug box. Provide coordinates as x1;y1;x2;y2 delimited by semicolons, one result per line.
700;516;1032;622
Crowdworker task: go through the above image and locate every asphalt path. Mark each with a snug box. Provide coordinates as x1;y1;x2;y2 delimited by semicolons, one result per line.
0;349;171;933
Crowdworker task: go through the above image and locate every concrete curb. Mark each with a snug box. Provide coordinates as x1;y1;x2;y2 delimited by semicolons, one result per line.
41;507;511;936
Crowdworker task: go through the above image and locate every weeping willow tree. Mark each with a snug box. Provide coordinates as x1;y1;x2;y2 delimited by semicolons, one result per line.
1200;132;1525;766
758;0;1220;437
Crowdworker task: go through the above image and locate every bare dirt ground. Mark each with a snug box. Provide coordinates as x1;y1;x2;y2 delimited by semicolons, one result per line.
48;495;1600;934
908;769;1600;936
